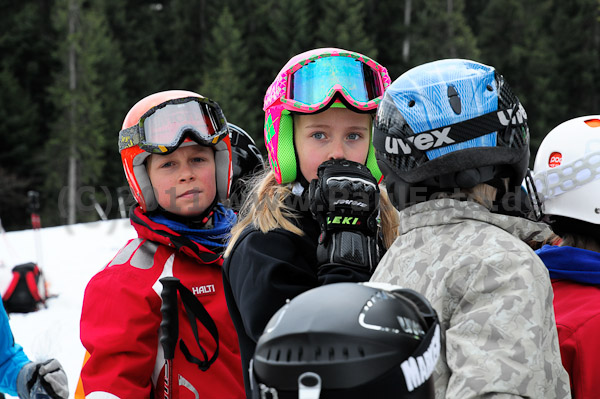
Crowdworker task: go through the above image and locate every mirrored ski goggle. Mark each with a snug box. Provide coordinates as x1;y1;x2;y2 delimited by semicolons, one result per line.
118;97;228;154
282;55;386;112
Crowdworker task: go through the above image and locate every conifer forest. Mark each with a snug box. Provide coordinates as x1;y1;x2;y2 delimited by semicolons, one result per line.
1;0;599;230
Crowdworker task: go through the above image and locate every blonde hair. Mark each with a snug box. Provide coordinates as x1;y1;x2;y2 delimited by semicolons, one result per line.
435;183;498;210
225;170;399;257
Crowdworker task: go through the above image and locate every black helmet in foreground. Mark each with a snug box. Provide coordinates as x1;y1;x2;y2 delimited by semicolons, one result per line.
251;282;440;399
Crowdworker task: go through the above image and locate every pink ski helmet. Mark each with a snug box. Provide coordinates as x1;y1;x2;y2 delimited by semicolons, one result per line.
263;48;391;184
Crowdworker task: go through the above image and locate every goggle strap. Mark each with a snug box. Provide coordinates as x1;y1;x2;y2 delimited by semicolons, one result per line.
119;97;229;154
374;105;522;155
118;125;142;152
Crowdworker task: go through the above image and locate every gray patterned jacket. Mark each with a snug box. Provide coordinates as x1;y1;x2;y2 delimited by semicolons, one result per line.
371;198;571;399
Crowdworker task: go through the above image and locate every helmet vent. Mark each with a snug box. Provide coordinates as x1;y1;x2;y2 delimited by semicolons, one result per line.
447;85;461;115
358;347;365;357
261;345;372;363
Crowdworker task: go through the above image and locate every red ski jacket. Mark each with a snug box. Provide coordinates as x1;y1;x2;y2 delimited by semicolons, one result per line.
76;207;244;399
537;244;600;398
552;279;600;399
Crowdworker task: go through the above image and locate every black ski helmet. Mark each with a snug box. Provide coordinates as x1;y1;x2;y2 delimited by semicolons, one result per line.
251;282;440;399
373;59;529;210
228;123;264;211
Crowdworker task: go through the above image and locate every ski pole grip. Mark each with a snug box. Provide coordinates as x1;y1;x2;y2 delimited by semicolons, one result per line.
160;277;180;361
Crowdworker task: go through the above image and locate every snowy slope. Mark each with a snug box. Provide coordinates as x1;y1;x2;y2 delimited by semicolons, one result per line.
0;218;136;399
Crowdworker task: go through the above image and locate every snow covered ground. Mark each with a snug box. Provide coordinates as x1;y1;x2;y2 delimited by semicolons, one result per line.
0;218;137;399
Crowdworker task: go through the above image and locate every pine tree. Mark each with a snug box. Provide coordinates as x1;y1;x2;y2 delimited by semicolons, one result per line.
0;67;37;230
160;0;208;90
370;0;410;79
518;0;560;152
475;0;563;155
45;0;125;224
199;6;261;139
0;0;58;229
547;0;600;126
103;0;167;101
315;0;377;58
410;0;479;66
250;0;316;104
476;0;529;81
0;66;40;177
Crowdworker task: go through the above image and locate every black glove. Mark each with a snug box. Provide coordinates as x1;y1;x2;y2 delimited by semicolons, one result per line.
308;159;380;272
17;359;69;399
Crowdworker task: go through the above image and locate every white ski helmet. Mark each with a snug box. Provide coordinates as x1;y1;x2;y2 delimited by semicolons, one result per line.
532;115;600;224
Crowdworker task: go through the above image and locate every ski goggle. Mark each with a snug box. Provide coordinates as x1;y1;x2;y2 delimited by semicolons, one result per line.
119;97;229;154
281;54;387;112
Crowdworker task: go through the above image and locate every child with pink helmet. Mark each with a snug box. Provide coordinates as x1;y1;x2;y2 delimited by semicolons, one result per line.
222;47;399;396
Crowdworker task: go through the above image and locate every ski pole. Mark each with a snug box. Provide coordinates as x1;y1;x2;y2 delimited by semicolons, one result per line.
27;190;43;267
160;277;180;399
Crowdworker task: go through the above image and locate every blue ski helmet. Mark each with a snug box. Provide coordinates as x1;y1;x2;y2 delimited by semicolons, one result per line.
251;282;440;399
373;59;529;210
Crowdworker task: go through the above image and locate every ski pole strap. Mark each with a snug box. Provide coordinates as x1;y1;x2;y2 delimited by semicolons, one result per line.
175;281;220;371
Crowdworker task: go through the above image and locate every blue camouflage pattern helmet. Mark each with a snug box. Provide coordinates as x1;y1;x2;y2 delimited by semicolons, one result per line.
373;59;530;210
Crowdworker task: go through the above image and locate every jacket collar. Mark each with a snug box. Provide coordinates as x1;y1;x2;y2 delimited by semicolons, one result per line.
130;206;222;265
399;198;553;244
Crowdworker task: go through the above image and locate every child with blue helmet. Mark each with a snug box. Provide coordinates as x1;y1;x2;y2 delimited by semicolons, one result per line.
371;59;571;398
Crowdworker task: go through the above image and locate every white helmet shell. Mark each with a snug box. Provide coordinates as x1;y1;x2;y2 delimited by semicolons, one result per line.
532;115;600;224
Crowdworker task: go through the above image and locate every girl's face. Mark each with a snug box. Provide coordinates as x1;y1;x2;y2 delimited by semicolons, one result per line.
294;107;371;181
146;144;216;216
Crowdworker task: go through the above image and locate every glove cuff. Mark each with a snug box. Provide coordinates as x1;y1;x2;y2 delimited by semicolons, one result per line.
317;231;379;271
16;362;35;399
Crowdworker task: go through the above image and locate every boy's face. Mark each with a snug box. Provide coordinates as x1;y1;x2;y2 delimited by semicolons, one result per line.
146;144;216;217
294;107;371;181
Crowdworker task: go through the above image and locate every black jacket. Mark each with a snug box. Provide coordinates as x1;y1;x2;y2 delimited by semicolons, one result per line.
223;200;372;397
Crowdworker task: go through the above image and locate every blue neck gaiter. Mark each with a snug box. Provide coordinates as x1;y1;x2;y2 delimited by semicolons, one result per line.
150;204;236;248
536;244;600;285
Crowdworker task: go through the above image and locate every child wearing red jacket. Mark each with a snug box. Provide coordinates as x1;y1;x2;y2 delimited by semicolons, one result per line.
533;115;600;398
76;90;244;399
